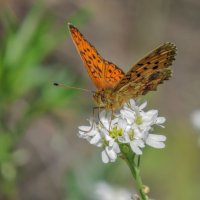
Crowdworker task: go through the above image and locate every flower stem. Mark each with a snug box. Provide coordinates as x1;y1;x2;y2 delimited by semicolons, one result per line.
120;145;149;200
135;161;148;200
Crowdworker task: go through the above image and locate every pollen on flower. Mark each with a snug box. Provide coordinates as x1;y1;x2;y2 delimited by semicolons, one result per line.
109;127;123;138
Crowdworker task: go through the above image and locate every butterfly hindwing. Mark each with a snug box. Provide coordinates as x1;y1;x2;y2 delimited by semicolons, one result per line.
113;43;177;98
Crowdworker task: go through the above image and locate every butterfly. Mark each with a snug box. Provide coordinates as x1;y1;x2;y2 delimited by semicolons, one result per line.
68;23;177;111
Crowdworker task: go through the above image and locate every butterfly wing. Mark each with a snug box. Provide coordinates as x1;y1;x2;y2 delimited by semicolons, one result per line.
113;43;177;99
68;23;125;90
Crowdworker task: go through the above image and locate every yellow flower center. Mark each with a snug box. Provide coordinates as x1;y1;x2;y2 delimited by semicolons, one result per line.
135;114;143;125
109;126;123;139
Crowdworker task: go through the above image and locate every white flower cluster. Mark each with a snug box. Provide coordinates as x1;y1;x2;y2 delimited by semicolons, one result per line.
78;100;166;163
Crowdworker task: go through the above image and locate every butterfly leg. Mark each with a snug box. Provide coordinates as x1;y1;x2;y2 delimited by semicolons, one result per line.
89;106;99;132
83;106;105;133
108;109;114;131
80;107;98;133
97;106;108;129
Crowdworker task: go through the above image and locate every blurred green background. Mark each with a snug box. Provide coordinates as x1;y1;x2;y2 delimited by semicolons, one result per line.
0;0;200;200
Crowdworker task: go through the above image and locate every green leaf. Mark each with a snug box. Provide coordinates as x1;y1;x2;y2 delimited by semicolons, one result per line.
0;134;13;163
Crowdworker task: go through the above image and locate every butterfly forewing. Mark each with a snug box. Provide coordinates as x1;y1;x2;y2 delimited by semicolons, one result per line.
113;43;177;98
68;23;125;90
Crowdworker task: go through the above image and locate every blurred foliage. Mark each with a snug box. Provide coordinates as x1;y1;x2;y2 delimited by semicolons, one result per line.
0;4;90;200
64;151;127;200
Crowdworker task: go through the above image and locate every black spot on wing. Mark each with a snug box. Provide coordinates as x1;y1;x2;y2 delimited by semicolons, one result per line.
149;73;159;81
153;66;158;70
80;51;85;55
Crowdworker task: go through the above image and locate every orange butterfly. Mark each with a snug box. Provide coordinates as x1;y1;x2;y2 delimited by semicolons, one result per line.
68;23;177;110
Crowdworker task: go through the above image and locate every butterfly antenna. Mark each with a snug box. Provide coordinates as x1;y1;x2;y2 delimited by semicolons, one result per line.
53;82;94;93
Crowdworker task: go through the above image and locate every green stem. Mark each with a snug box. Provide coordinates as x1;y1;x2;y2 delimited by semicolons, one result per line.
134;162;148;200
120;145;148;200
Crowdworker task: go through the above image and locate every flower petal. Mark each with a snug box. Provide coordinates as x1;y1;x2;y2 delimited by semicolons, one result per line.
146;140;166;148
156;117;166;125
139;101;147;110
118;118;127;130
78;125;91;132
137;139;145;148
118;133;130;143
147;134;166;141
113;143;120;154
105;146;117;160
146;134;166;148
130;140;143;155
90;133;101;145
102;150;109;163
108;139;115;146
120;109;135;124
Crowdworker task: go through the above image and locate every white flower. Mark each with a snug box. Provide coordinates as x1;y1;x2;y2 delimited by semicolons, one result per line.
190;109;200;146
191;110;200;130
78;99;167;162
94;181;132;200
